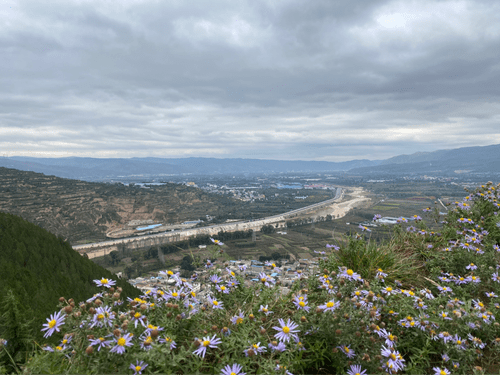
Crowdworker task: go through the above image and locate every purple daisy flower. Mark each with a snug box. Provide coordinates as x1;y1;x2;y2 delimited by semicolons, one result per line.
292;295;310;312
347;364;367;375
273;318;300;343
89;336;113;351
159;336;177;350
231;311;245;325
432;367;450;375
130;360;148;375
210;238;224;246
110;333;133;355
319;299;340;312
338;345;355;358
193;335;222;358
207;295;224;310
243;342;266;356
93;278;116;288
268;340;287;352
41;310;66;338
220;363;246;375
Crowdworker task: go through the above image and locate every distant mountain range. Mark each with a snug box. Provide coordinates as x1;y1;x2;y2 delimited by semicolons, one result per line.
1;143;499;180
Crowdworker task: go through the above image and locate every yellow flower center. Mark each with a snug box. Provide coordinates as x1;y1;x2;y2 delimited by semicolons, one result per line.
283;326;290;334
299;301;305;307
390;353;396;360
220;286;226;290
97;314;104;320
440;371;447;375
191;292;196;297
457;340;461;344
213;300;218;306
346;269;354;276
172;292;178;297
253;344;259;349
56;346;62;351
261;278;266;282
48;319;56;328
101;278;108;284
326;302;334;308
117;338;126;346
203;340;210;347
134;312;141;318
99;337;105;342
386;287;392;292
135;366;142;372
262;308;267;312
344;346;349;352
236;317;243;324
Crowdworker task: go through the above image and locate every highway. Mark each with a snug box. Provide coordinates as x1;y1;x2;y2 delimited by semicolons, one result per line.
73;188;343;252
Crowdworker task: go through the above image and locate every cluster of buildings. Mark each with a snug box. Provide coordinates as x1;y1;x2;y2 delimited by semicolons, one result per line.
199;183;266;202
127;257;320;299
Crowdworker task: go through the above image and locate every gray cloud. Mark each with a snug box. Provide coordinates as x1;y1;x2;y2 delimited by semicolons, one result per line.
1;0;499;161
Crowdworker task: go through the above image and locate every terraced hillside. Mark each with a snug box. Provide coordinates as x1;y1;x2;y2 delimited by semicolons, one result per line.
0;167;247;244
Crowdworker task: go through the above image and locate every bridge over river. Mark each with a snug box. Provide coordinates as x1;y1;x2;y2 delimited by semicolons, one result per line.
73;188;345;259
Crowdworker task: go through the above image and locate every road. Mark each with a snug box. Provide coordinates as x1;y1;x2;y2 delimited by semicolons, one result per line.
73;188;344;252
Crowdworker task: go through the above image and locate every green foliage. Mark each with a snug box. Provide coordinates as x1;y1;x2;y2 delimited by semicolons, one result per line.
0;212;140;345
260;224;276;234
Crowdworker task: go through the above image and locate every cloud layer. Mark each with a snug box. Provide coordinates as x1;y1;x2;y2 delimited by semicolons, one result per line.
1;0;499;161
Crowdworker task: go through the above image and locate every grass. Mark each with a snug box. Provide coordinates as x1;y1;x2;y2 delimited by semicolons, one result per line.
8;183;500;375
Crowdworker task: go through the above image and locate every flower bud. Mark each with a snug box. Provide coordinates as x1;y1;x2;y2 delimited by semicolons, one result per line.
59;297;65;303
85;346;93;355
64;305;73;314
113;329;121;337
88;307;96;315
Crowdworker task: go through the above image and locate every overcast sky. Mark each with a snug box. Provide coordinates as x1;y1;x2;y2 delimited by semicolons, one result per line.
1;0;499;162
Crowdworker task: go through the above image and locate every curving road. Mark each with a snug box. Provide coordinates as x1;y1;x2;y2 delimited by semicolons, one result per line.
73;188;343;252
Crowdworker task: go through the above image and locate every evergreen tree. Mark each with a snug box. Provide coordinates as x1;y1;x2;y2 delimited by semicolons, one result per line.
0;289;34;372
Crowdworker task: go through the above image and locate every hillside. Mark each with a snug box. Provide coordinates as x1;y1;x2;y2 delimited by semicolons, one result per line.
0;167;248;243
0;156;381;180
351;143;500;176
0;212;140;366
